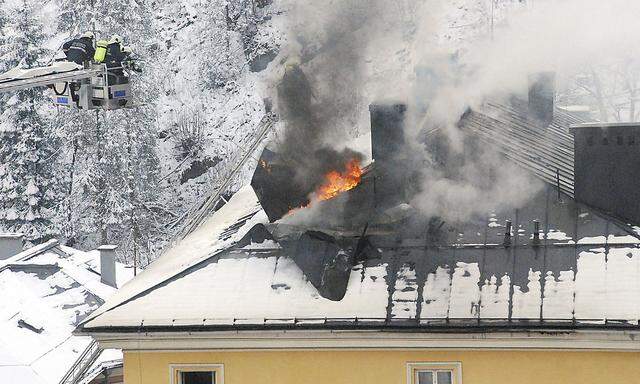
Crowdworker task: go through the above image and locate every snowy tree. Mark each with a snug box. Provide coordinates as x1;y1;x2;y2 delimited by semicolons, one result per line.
52;0;163;258
0;0;62;243
71;106;164;267
56;0;94;37
560;58;640;123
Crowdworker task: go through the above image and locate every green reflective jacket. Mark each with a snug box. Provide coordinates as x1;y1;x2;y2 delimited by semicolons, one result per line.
94;40;108;63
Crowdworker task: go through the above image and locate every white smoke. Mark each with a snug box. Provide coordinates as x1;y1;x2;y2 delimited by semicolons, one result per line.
271;0;640;223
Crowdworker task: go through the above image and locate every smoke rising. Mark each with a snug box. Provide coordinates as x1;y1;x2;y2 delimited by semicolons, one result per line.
270;0;640;223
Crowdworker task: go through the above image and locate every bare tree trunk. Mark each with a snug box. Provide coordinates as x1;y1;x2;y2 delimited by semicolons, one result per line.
66;137;78;240
590;69;609;121
95;110;108;244
624;65;637;122
124;114;140;275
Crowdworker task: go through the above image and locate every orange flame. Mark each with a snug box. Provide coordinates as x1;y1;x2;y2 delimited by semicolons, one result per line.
259;160;271;173
315;159;362;201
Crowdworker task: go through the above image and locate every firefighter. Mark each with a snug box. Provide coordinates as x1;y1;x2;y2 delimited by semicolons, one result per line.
104;36;129;84
105;35;124;69
62;32;96;66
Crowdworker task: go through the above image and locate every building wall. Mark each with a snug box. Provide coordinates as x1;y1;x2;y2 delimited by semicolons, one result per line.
123;349;640;384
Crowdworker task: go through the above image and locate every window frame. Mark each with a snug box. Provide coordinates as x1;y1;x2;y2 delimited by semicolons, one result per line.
169;364;224;384
407;362;462;384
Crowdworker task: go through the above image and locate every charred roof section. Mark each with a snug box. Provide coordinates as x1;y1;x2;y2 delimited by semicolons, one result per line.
251;148;310;222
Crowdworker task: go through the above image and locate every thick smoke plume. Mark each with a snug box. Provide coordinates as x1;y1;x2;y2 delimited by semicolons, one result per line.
271;0;640;222
270;0;401;195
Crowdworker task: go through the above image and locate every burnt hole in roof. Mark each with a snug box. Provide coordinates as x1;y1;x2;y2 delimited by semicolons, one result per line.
463;270;471;277
235;223;275;248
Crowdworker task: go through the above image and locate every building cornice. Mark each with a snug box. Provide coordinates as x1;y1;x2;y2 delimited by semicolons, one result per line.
89;329;640;352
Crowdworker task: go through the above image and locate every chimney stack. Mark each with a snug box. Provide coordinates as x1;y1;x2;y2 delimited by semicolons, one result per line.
528;72;556;126
570;123;640;225
98;245;118;288
0;233;23;260
369;103;408;209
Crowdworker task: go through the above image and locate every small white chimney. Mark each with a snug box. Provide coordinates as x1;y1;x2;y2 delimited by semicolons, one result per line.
98;245;118;288
0;233;24;260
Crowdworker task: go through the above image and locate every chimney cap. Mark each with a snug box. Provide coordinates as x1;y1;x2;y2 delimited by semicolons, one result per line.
369;102;407;112
570;122;640;132
97;245;118;251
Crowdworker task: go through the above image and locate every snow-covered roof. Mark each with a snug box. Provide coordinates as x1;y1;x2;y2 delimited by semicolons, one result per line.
80;185;265;326
77;349;123;384
79;182;640;331
78;100;640;333
0;241;133;383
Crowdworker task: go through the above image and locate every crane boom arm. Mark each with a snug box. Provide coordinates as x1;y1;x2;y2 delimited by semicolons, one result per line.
0;67;104;94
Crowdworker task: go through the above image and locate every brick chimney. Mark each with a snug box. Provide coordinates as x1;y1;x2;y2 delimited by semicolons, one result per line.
528;72;556;126
570;122;640;225
0;233;23;260
98;245;118;288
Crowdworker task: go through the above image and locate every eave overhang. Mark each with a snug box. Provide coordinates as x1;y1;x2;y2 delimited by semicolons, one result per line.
80;327;640;352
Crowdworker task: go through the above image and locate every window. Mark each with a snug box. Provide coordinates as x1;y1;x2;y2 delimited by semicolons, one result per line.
407;362;461;384
170;364;224;384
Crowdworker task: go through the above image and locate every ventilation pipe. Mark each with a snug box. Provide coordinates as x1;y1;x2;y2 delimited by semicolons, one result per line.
532;220;541;246
503;220;512;247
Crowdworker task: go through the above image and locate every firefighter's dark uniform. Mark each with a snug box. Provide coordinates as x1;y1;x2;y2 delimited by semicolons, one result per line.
62;37;95;65
104;41;128;84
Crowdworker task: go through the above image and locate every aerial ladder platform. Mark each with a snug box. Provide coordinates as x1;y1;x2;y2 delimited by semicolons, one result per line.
0;61;134;110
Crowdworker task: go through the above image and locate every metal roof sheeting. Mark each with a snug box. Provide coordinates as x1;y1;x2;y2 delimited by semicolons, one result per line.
461;98;589;197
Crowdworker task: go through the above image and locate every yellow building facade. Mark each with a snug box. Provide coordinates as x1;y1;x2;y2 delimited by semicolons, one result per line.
88;330;640;384
123;349;640;384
